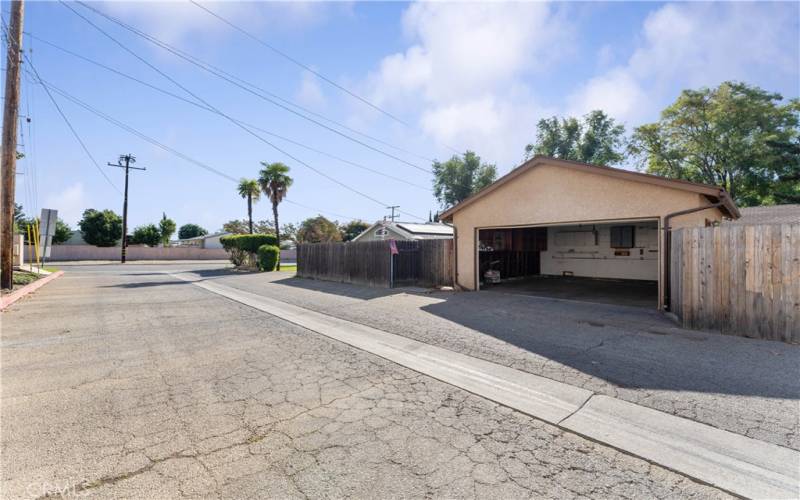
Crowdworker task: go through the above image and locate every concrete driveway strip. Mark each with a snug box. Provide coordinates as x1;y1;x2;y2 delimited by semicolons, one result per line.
173;272;800;500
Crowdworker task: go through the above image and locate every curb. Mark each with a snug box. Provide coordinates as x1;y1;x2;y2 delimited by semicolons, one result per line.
172;271;800;499
1;270;64;311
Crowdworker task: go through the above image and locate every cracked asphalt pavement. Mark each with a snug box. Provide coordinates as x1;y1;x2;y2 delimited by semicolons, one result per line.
0;264;734;499
201;267;800;452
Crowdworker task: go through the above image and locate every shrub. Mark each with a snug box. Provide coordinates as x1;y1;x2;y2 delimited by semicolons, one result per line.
257;244;280;271
221;234;278;267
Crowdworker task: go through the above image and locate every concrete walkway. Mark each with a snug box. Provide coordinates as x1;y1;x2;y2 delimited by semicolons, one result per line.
173;272;799;499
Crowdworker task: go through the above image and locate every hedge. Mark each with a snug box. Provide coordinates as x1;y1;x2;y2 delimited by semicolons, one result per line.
257;244;280;272
221;234;278;267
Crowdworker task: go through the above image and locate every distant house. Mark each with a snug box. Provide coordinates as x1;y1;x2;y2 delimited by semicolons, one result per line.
172;232;231;249
62;230;122;247
352;221;454;242
722;204;800;225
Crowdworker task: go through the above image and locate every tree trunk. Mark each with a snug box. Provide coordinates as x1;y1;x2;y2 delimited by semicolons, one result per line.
247;195;253;234
273;201;280;271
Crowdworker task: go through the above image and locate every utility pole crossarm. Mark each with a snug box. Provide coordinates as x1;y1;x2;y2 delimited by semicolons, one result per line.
108;154;145;264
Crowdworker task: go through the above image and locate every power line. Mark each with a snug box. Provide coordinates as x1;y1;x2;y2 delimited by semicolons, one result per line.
31;75;363;223
74;1;435;171
189;0;412;129
61;1;425;221
1;20;121;194
23;32;431;192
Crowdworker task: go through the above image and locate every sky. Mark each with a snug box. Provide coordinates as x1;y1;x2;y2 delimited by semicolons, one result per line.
7;1;800;233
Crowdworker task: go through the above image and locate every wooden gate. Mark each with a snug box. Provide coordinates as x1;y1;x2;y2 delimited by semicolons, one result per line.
298;239;453;288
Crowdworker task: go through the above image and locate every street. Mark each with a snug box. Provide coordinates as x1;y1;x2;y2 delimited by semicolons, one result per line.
1;264;795;498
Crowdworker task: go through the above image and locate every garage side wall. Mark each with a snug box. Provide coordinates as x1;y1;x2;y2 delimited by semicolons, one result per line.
452;162;723;292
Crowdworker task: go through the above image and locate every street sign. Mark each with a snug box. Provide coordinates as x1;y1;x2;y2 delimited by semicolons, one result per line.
39;208;58;259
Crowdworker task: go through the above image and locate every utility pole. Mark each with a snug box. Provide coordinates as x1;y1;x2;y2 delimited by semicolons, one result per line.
108;154;145;263
1;0;24;290
386;205;399;222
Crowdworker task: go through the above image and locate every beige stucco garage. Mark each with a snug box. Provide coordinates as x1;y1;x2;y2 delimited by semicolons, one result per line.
440;156;740;309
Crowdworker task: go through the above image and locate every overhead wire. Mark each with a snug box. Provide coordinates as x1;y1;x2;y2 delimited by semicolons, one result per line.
61;0;426;221
1;19;121;194
30;75;364;223
75;1;435;172
189;0;463;156
23;32;431;192
188;0;410;128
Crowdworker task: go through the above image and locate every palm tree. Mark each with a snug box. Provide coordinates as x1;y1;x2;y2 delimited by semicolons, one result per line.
237;179;261;234
258;162;293;270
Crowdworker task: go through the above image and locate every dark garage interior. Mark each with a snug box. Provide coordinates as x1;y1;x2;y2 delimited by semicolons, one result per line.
478;222;659;308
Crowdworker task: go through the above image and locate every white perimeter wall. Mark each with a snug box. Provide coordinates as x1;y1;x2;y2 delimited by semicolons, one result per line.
540;222;658;281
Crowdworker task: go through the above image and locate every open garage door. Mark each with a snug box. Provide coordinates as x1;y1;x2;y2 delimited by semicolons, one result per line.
478;220;659;308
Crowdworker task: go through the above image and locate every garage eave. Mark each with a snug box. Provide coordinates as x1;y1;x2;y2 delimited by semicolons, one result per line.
440;156;741;221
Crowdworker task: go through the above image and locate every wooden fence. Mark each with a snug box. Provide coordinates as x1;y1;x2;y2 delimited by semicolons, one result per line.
297;239;453;288
670;224;799;343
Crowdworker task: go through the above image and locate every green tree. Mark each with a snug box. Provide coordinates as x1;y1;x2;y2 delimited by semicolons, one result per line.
629;81;800;206
159;213;176;247
297;215;342;243
340;220;370;241
525;110;626;165
258;162;293;270
280;222;298;246
178;223;208;240
432;151;497;208
13;203;25;229
130;224;162;246
53;219;72;244
79;209;123;247
237;178;261;234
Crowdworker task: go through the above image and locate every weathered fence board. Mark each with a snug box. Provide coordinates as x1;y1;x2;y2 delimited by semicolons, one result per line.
670;224;799;343
297;239;453;288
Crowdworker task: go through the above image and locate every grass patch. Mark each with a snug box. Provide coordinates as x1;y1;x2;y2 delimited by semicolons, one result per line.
43;266;60;273
12;271;41;287
277;263;296;272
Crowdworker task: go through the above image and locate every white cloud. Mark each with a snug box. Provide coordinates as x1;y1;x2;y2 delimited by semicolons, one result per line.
360;1;572;168
295;70;326;108
99;1;336;46
43;183;88;226
568;2;799;122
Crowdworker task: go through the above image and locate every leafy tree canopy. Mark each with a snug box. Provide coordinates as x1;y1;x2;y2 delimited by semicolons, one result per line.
222;219;273;235
629;81;800;206
297;216;342;243
432;151;497;208
525;110;626;165
130;224;162;247
178;223;208;240
53;219;72;244
79;209;122;247
340;220;370;242
159;213;177;246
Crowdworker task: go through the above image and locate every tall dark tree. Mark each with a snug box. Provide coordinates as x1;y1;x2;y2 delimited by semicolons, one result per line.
259;162;293;270
629;81;800;206
79;209;123;247
432;151;497;208
525;110;626;166
237;178;261;234
130;224;162;247
178;223;208;240
340;220;370;242
159;213;176;247
297;216;341;243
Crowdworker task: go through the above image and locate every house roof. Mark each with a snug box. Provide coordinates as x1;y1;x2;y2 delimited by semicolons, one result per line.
439;156;741;221
352;221;453;242
177;231;231;242
722;204;800;225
